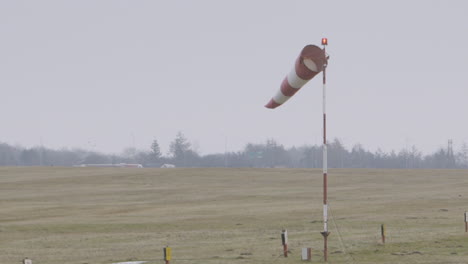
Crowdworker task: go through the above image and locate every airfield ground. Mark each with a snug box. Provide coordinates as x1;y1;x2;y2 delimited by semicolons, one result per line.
0;167;467;264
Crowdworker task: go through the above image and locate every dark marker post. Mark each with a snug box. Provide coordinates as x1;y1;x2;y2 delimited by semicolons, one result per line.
381;224;386;244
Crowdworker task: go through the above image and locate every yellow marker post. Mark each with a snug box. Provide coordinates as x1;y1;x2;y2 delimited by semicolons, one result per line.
164;247;172;264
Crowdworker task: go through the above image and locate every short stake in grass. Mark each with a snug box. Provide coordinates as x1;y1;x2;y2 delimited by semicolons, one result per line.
163;246;171;264
381;224;386;244
464;212;467;233
23;258;32;264
301;248;312;261
281;229;288;257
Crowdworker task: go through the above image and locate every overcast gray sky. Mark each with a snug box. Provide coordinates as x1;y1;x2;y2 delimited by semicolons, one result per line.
1;0;467;155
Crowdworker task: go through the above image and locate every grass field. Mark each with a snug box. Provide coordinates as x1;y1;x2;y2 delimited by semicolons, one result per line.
1;167;467;264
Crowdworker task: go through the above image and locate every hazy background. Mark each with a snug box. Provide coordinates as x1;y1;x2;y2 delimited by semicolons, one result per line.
1;0;467;155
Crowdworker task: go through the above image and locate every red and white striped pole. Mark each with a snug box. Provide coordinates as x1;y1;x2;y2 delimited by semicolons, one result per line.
320;37;330;262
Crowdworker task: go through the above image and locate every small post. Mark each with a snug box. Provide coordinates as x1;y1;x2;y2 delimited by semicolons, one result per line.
281;229;288;257
302;248;312;261
381;224;386;244
23;258;32;264
164;246;172;264
464;212;467;233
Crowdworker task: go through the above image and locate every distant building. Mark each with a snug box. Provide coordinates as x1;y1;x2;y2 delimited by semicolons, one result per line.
160;164;176;168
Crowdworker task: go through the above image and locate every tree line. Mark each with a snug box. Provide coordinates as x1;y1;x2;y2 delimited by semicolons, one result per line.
0;132;467;169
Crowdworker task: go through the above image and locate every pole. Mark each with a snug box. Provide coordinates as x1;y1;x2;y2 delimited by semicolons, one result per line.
381;224;386;244
164;246;171;264
282;229;288;257
465;212;467;232
320;37;330;262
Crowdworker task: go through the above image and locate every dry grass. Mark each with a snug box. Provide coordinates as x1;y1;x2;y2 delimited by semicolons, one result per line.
1;167;467;264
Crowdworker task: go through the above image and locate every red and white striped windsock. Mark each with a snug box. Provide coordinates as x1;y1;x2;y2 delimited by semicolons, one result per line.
265;45;327;109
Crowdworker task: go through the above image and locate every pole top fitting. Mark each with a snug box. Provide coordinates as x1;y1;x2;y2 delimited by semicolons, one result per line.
321;38;328;46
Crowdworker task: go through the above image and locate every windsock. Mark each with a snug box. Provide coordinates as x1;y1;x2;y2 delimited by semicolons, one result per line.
265;45;327;109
